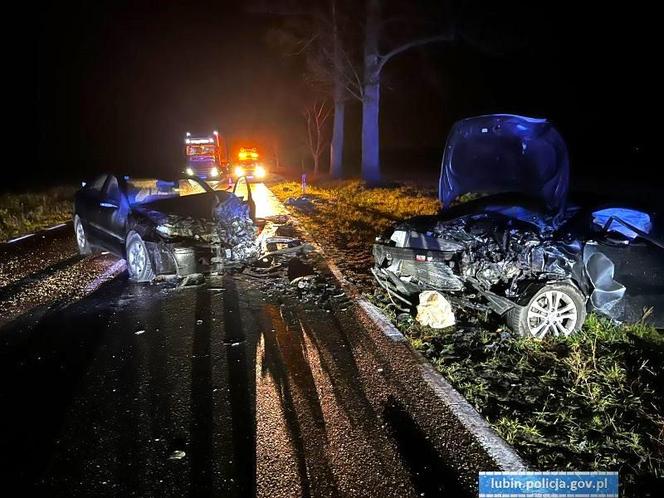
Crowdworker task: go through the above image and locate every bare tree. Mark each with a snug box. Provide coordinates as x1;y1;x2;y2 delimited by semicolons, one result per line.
360;0;453;184
303;99;332;176
257;0;355;178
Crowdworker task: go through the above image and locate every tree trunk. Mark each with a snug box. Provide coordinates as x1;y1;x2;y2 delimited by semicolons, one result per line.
313;154;320;177
361;0;382;184
330;98;345;177
361;79;380;184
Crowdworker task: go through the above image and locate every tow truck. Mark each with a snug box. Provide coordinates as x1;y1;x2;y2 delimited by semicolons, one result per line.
231;146;267;180
184;131;229;180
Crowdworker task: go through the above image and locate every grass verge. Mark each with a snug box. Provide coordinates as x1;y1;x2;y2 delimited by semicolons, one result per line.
0;186;75;241
272;179;664;496
270;180;440;288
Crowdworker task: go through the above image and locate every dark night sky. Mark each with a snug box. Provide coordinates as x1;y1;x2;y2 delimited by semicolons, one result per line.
10;0;660;189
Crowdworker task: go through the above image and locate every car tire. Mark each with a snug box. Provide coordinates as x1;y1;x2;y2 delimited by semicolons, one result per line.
74;215;92;255
126;232;155;283
505;282;587;339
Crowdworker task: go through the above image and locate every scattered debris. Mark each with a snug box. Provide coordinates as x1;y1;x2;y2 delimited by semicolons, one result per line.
168;450;186;460
178;273;205;287
285;196;316;213
134;329;146;335
287;258;315;281
196;319;203;325
416;291;455;329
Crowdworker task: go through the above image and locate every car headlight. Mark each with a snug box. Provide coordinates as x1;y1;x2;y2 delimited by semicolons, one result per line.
210;166;219;177
234;166;245;177
255;165;266;178
156;224;172;237
185;167;194;176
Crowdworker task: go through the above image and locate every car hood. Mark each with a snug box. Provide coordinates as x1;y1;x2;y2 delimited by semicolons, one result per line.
133;191;223;221
439;114;569;216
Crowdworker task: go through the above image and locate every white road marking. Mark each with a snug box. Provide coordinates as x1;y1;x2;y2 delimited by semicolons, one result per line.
46;223;68;230
7;233;35;243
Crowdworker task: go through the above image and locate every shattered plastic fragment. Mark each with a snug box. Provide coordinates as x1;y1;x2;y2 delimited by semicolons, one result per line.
168;450;186;460
416;291;455;329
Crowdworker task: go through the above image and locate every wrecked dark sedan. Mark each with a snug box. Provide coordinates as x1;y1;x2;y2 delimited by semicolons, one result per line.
373;114;664;338
74;174;258;282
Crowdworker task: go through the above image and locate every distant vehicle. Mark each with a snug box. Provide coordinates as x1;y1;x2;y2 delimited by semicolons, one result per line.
231;146;267;180
372;114;664;338
74;174;256;282
184;131;229;180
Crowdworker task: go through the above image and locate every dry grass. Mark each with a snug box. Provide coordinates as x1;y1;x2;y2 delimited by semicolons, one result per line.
270;179;440;287
0;186;75;241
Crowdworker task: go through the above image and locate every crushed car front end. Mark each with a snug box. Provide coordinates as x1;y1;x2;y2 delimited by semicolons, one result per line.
129;186;259;279
372;209;584;315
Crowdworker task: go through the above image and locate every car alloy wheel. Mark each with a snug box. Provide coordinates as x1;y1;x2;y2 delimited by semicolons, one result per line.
128;241;147;276
125;232;155;283
74;215;91;255
506;282;586;339
526;290;578;338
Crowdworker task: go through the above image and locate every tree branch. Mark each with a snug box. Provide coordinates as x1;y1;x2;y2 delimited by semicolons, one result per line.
378;34;452;73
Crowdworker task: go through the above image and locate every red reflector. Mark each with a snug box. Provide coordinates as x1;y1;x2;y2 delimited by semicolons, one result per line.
415;254;426;262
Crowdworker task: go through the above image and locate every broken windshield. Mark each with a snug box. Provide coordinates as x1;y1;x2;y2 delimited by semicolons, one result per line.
125;178;213;205
439;114;569;216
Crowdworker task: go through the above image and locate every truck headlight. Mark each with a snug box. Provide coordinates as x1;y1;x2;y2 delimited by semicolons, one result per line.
210;166;219;177
234;166;245;177
255;165;266;178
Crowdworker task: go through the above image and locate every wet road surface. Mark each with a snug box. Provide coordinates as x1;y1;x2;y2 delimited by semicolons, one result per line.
0;224;122;326
0;267;475;497
0;183;484;496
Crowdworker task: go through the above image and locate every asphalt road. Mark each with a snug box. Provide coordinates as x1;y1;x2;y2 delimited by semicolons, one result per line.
0;266;479;497
0;184;481;497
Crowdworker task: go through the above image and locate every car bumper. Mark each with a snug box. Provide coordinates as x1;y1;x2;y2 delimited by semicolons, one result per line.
371;242;517;315
145;241;225;277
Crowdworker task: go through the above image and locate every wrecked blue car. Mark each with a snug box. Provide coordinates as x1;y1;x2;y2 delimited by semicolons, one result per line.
373;114;664;338
73;175;257;282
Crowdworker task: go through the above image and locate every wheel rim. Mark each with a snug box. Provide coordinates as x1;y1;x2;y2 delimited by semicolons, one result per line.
127;240;146;276
526;290;578;339
75;221;86;249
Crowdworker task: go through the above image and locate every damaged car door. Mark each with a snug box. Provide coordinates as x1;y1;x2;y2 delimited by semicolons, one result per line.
585;208;664;325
